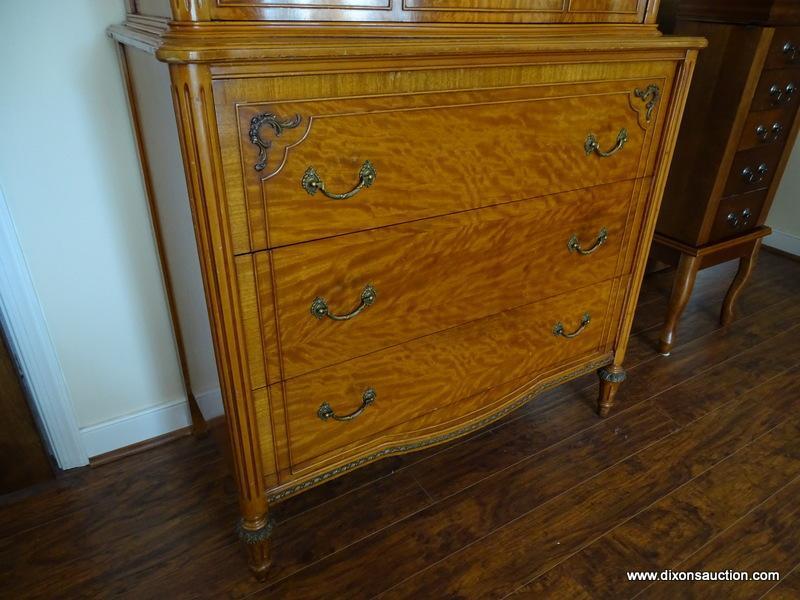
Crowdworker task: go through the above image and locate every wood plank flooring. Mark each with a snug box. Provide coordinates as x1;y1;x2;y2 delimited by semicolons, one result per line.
2;249;800;599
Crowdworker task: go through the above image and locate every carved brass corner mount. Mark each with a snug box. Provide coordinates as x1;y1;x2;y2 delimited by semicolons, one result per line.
634;85;661;122
249;113;302;172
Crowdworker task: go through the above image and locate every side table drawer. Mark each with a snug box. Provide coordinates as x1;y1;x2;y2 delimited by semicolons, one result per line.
709;190;768;243
765;27;800;70
751;67;799;112
723;145;784;197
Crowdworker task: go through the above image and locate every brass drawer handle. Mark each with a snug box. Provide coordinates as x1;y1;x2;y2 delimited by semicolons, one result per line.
302;161;376;200
783;42;799;63
584;129;628;157
553;313;591;339
742;163;768;184
318;388;376;422
568;227;609;255
756;122;783;142
310;284;377;321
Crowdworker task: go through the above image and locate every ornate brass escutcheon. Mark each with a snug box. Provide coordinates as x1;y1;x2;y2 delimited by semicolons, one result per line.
302;161;376;200
585;129;628;157
568;227;609;255
249;112;302;172
318;388;377;422
310;284;377;321
553;312;591;339
634;84;661;122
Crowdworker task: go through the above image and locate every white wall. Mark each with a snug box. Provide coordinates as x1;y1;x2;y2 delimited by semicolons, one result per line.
766;136;800;256
0;1;190;455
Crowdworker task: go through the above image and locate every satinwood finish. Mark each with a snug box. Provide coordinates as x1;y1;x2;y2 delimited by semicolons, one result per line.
654;1;800;355
4;251;800;598
110;0;702;578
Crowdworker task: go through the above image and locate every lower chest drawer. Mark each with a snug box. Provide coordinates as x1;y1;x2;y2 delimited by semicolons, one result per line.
277;277;620;470
268;179;644;379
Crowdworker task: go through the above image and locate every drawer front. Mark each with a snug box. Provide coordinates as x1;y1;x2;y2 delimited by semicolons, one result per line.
751;67;800;112
723;145;784;197
210;0;648;23
271;180;642;379
238;76;667;248
765;27;800;70
282;278;617;469
709;190;768;243
737;107;794;150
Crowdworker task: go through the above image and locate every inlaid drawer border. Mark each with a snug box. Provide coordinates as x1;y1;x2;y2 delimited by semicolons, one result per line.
266;352;612;502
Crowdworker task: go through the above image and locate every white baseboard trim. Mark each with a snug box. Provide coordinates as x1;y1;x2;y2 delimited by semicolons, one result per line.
765;229;800;257
80;387;225;458
80;398;191;458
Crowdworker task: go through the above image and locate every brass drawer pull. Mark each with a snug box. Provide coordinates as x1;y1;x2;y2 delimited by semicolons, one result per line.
783;42;799;63
553;312;591;339
318;388;376;422
584;129;628;157
302;161;376;200
756;122;783;142
568;227;609;255
742;163;768;184
310;284;377;321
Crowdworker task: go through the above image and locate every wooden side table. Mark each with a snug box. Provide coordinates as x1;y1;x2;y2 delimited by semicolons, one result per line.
654;0;799;355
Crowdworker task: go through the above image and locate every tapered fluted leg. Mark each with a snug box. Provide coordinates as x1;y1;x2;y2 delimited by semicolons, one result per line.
598;366;626;417
658;254;700;356
720;240;761;327
238;518;273;581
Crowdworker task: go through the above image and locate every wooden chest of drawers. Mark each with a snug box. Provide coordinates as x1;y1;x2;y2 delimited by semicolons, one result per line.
654;0;800;355
111;0;702;579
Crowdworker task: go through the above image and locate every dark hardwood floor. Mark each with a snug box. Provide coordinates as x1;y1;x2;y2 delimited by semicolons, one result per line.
2;249;800;599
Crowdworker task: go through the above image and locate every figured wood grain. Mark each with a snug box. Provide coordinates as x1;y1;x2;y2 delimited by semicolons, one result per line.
265;399;675;598
281;279;615;469
206;0;652;24
241;79;663;248
270;180;639;379
213;59;678;253
6;253;799;598
107;3;702;579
